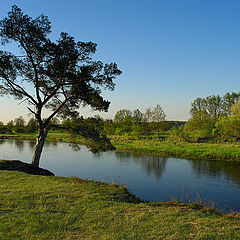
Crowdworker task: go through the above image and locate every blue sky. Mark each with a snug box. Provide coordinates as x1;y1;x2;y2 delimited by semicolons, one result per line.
1;0;240;123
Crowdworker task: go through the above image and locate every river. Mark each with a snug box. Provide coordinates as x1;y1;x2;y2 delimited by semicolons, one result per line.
1;139;240;212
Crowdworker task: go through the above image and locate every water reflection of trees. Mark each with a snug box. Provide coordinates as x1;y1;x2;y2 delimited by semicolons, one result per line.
188;160;240;187
13;140;25;153
44;141;58;149
28;141;35;149
0;139;6;145
11;140;59;152
115;151;168;180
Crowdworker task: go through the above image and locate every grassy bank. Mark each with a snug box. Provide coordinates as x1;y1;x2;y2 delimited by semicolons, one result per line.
0;132;73;142
0;170;240;239
1;132;240;161
111;138;240;161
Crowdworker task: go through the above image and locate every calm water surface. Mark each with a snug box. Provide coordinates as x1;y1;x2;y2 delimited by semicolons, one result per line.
1;139;240;212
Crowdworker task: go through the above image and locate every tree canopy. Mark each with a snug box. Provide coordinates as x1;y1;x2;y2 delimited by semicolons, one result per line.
190;92;240;122
0;6;122;166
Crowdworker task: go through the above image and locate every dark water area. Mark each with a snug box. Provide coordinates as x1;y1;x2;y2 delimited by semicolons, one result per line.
1;139;240;212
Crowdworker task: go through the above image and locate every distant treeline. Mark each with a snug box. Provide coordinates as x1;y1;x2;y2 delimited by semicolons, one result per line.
0;104;184;140
170;91;240;142
1;91;240;143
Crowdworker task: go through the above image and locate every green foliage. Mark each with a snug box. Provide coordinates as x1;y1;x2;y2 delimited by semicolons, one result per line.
132;109;144;123
168;126;189;142
13;127;25;133
118;116;133;134
205;95;223;120
183;119;215;142
113;109;134;135
152;104;166;122
103;120;116;135
111;107;169;139
222;92;240;116
190;95;222;122
190;92;240;123
58;117;116;153
0;122;8;134
215;116;240;142
14;116;25;127
151;104;166;138
114;109;132;122
187;92;240;143
26;118;37;133
131;124;145;139
144;107;153;122
0;6;121;117
0;5;121;166
231;100;240;116
6;120;14;132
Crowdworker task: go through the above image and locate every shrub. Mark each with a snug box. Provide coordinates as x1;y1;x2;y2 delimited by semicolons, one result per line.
214;116;240;142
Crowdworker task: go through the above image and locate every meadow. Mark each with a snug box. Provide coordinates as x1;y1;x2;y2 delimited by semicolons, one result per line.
0;170;240;239
111;137;240;161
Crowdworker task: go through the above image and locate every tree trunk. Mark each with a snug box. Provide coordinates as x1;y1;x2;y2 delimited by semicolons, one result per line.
31;127;49;167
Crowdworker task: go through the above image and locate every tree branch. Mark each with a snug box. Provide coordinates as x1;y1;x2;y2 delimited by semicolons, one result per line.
42;83;62;105
19;39;42;104
1;72;38;105
27;107;35;115
48;124;116;152
44;98;68;126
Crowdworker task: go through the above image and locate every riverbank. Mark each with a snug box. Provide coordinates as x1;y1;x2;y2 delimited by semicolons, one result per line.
0;160;54;176
0;170;239;239
111;138;240;161
1;132;240;161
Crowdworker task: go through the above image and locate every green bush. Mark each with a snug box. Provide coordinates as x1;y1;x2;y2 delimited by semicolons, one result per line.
14;128;25;133
167;126;189;142
214;116;240;142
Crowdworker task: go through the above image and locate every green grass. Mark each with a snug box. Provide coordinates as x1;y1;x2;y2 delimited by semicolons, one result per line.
0;170;240;239
111;138;240;161
0;132;72;142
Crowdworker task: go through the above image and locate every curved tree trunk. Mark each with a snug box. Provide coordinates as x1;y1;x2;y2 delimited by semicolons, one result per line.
31;127;49;167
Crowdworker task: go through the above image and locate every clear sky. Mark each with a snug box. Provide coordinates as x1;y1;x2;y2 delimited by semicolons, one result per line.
0;0;240;123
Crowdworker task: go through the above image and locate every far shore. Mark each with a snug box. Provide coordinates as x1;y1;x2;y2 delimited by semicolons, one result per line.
1;132;240;162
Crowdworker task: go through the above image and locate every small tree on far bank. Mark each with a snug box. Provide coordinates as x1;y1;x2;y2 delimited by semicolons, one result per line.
26;118;38;133
14;116;25;133
132;109;143;124
0;6;122;167
14;116;25;128
144;108;153;122
6;120;14;132
114;109;132;122
152;104;166;139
